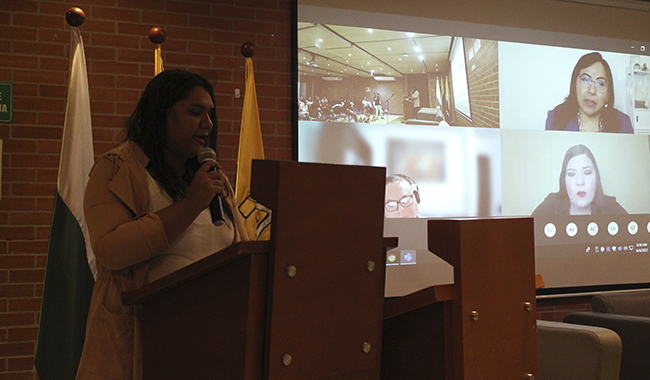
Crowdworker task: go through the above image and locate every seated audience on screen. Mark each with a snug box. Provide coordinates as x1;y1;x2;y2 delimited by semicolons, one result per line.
545;52;633;134
385;174;420;218
532;144;627;216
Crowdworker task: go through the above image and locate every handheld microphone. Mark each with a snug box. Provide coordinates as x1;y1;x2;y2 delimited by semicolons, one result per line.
197;147;225;225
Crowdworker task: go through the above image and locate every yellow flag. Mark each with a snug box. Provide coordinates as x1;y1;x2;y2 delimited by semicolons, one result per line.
154;44;164;76
235;57;271;240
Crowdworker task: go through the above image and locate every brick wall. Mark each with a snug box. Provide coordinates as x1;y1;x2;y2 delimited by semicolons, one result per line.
453;37;499;128
0;1;292;378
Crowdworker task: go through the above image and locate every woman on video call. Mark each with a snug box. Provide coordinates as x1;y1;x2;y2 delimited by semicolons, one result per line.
545;52;633;133
532;144;627;216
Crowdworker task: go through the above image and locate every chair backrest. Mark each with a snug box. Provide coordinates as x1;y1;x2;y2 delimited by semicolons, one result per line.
537;320;621;380
592;291;650;317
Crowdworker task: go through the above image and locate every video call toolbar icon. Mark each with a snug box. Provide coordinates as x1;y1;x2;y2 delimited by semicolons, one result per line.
608;222;619;235
566;223;577;237
628;221;639;235
544;223;557;238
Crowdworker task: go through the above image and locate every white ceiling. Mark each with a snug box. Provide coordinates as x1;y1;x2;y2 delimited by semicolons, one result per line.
298;22;452;79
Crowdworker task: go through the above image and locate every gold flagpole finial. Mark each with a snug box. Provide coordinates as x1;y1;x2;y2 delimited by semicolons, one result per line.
65;7;86;27
149;27;166;76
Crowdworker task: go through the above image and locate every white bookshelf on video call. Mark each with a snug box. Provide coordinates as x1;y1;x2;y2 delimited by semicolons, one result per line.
627;57;650;134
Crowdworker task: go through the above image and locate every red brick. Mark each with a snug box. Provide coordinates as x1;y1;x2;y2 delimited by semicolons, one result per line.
0;198;36;212
14;97;66;113
116;48;151;64
88;73;117;88
188;41;231;56
13;70;67;86
2;140;38;154
12;41;67;57
0;256;35;270
35;255;47;268
91;114;127;129
11;154;60;170
38;85;67;99
166;1;213;16
8;298;41;313
90;33;140;49
37;28;70;44
1;169;37;183
164;52;211;67
141;11;190;27
9;270;45;284
37;112;65;127
10;213;52;226
191;15;234;31
115;22;150;38
92;6;141;23
38;56;69;72
36;169;58;184
211;5;255;20
9;112;37;126
35;226;51;240
0;342;34;357
0;221;37;238
0;54;38;69
91;60;140;76
0;372;34;380
82;19;119;35
8;241;48;255
36;140;61;155
7;355;35;371
116;0;164;11
85;45;118;61
11;184;54;197
36;197;55;212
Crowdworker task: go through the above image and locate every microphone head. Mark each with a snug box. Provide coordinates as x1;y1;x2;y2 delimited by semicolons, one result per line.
197;147;217;164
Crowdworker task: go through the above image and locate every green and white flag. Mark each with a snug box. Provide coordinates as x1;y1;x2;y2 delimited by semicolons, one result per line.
34;26;95;380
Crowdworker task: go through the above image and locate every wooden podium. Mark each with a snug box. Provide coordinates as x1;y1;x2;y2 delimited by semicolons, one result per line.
123;160;538;379
382;218;538;380
123;160;388;380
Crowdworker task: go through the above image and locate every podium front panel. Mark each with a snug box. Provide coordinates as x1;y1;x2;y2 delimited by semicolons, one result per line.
428;218;537;379
251;160;387;380
139;252;269;380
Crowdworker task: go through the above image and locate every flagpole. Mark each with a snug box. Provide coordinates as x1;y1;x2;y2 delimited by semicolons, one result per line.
35;7;96;380
149;26;166;76
236;42;272;240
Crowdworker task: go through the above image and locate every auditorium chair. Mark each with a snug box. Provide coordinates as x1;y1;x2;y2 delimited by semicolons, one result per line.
537;320;622;380
563;290;650;380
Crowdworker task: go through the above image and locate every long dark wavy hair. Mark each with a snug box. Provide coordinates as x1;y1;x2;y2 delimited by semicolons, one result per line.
548;52;621;132
126;69;217;201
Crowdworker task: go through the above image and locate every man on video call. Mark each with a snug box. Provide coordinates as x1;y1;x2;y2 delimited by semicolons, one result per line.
385;174;420;218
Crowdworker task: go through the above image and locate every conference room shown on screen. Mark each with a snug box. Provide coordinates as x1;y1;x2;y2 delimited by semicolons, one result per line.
296;4;650;296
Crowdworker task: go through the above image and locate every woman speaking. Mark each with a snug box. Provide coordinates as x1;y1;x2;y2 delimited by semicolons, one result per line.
532;144;627;216
545;52;633;134
75;70;248;379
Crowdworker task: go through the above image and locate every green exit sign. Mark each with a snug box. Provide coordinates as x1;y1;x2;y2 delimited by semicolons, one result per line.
0;82;13;123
